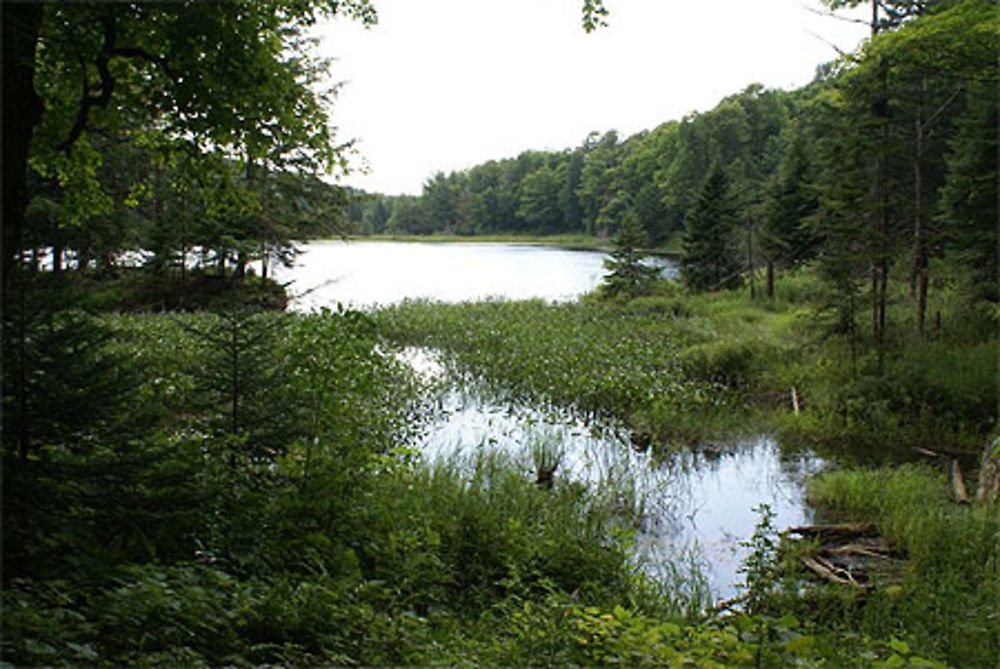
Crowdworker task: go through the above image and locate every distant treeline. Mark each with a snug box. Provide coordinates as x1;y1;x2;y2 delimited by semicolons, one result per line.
347;0;997;332
346;80;790;243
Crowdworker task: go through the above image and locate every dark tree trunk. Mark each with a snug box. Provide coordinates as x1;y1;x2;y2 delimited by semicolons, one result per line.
2;3;44;298
52;242;63;274
3;0;45;466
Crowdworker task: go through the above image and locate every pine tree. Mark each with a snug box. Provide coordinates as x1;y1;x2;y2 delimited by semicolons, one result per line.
681;165;742;292
761;124;819;297
601;210;659;299
939;82;998;304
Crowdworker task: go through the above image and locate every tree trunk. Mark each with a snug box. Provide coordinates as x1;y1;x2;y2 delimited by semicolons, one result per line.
977;438;1000;504
765;260;774;300
912;78;930;339
2;3;45;298
52;242;63;274
76;247;91;274
235;251;247;280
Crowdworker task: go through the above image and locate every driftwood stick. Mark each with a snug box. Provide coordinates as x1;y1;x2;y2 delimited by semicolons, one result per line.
790;387;800;415
702;592;749;620
977;437;1000;503
801;557;867;589
952;459;970;504
824;543;892;560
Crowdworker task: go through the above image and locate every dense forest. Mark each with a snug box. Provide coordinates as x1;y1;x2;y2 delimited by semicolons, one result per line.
3;0;998;666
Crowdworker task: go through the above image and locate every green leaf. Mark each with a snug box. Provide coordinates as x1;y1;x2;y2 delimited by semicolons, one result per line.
888;638;910;655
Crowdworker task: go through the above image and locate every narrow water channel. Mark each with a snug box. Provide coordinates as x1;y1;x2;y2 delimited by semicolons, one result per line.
402;347;825;601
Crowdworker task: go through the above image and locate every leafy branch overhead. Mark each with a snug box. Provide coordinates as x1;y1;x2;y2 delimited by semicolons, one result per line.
582;0;610;31
2;0;377;294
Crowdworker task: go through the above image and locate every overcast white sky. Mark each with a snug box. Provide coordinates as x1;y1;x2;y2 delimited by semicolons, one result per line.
314;0;870;196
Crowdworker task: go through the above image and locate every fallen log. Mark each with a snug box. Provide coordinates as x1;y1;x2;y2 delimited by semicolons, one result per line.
801;556;869;589
787;523;878;541
911;444;979;458
825;542;893;560
702;592;749;620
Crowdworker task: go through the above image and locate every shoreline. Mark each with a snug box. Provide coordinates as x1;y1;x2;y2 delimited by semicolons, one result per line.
323;232;682;258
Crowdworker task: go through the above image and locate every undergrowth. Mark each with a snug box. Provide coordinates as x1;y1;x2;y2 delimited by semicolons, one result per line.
805;466;1000;667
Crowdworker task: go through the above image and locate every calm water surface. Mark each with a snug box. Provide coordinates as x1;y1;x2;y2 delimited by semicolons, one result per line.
282;241;821;601
276;239;674;310
403;348;821;600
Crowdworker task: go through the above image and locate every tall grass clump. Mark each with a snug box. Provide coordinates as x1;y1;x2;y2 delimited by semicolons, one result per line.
807;465;1000;666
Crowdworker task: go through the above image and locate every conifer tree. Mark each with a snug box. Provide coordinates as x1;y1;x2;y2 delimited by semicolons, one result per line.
681;165;742;292
939;81;998;304
601;210;658;298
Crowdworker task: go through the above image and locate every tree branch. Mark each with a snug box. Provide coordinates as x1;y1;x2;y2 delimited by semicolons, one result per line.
58;14;117;153
112;45;178;83
803;28;847;57
800;3;871;28
58;14;178;153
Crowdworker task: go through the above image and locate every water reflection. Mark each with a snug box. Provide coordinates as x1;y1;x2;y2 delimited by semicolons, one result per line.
409;347;824;600
277;243;818;602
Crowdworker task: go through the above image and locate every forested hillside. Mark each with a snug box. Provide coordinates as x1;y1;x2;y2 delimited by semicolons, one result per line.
350;0;997;330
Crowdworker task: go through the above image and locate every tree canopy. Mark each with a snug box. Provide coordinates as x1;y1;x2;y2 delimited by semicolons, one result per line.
2;0;376;293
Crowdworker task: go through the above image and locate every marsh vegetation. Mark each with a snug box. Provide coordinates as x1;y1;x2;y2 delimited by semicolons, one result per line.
4;1;997;665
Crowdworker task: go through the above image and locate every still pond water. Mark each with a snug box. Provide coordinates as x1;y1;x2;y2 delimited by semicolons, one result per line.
276;239;675;309
279;240;821;600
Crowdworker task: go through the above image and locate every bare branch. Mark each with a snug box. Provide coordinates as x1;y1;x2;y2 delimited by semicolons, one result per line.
803;28;847;57
801;3;872;27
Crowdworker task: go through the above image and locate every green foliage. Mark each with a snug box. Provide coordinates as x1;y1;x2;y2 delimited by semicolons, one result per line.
761;122;819;267
739;504;781;615
808;465;1000;666
5;3;998;665
599;210;660;299
517;164;566;232
681;165;743;292
939;79;999;303
783;314;998;456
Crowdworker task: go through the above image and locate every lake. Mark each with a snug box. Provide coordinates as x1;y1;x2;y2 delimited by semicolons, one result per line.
275;239;675;310
281;239;819;600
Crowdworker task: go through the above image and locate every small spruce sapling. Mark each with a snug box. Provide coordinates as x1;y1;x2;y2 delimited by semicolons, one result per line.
601;211;659;299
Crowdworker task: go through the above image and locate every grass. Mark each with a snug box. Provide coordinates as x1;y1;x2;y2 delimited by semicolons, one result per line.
7;262;998;665
373;284;814;446
805;466;1000;667
374;270;996;456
